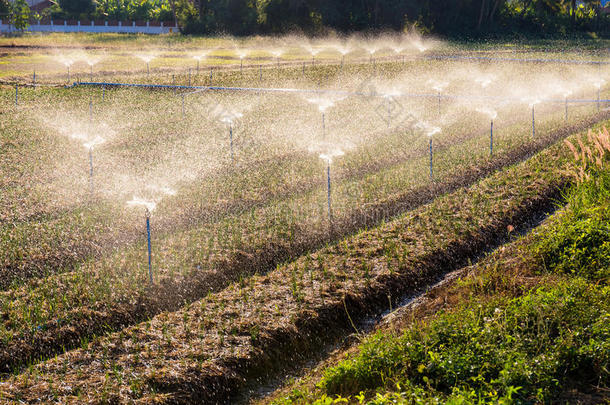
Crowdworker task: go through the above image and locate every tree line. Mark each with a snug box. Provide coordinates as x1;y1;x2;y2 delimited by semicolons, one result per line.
1;0;608;37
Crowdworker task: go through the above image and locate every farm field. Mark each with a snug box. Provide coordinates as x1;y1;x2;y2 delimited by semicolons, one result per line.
0;33;609;403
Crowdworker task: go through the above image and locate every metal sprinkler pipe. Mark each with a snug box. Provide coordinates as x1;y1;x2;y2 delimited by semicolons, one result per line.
145;208;153;284
90;65;93;82
33;70;36;88
67;65;70;83
14;84;18;106
240;58;243;74
196;59;200;74
146;62;150;78
259;65;262;81
341;55;344;69
210;67;213;85
188;68;191;86
302;61;305;76
102;85;105;101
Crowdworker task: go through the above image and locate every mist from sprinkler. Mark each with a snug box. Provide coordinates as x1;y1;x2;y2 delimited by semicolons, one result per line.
474;74;495;89
319;150;344;229
562;90;573;121
85;56;103;82
593;79;606;112
429;80;449;117
270;49;284;69
58;57;75;82
476;108;497;155
381;90;402;128
136;54;156;78
236;50;248;74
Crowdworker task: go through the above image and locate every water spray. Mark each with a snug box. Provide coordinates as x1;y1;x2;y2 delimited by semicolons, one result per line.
127;198;157;284
593;80;605;112
429;80;448;118
319;150;344;230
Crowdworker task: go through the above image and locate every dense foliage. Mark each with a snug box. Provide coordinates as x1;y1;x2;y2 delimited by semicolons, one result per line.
317;280;609;403
30;0;610;37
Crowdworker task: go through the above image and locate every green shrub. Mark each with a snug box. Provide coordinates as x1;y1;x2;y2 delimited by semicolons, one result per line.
319;279;610;403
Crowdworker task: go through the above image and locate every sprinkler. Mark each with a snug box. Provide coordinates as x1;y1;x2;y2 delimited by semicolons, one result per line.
240;57;244;74
319;150;344;230
188;68;191;86
82;136;106;196
306;97;337;139
302;61;305;76
14;84;18;106
417;124;440;181
210;67;214;85
563;91;572;121
429;80;448;118
220;112;243;163
476;108;497;156
67;64;71;83
33;71;36;87
259;65;262;81
102;85;105;101
90;64;93;82
523;98;539;138
127;198;157;284
172;74;176;94
593;80;605;113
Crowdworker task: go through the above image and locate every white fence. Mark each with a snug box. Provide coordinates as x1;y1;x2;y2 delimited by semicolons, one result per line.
0;19;179;34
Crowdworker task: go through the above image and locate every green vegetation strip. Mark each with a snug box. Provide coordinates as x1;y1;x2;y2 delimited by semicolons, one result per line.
0;110;607;376
276;129;610;404
0;119;601;403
